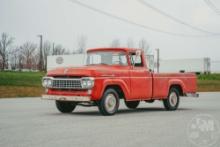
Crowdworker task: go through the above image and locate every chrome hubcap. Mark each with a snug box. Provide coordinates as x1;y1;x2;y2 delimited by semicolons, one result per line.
169;92;178;107
105;94;117;113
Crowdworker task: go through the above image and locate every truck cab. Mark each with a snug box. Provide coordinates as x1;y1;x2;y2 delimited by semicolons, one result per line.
42;48;198;115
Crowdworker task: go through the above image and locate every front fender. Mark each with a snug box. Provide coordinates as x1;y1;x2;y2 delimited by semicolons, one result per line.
90;78;112;100
109;79;130;99
90;78;130;100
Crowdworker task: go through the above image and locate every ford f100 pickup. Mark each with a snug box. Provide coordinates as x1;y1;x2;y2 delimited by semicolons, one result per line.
42;48;198;115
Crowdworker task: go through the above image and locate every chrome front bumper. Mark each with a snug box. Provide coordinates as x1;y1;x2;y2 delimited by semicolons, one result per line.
42;94;91;101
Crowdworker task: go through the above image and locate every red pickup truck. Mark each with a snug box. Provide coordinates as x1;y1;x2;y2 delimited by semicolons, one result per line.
42;48;198;115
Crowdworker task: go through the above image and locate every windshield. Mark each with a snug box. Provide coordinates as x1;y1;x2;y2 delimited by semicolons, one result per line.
86;51;128;66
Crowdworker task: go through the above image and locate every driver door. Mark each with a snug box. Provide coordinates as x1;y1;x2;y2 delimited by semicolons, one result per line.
129;51;152;100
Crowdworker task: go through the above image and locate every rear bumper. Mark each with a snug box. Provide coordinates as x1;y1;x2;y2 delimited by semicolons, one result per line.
42;94;91;102
185;93;199;98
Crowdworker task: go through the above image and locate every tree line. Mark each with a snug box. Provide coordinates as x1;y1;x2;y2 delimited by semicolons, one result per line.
0;32;150;71
0;33;88;71
110;38;150;54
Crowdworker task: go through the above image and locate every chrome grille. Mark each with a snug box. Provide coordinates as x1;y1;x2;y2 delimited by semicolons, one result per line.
52;79;82;89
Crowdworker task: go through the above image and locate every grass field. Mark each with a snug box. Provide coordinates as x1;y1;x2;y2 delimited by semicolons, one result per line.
197;74;220;92
0;71;220;98
0;71;45;98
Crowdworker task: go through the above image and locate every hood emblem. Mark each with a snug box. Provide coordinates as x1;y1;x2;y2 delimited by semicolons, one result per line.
64;68;69;74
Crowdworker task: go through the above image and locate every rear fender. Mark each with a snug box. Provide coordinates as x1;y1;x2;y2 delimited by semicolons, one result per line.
168;79;186;95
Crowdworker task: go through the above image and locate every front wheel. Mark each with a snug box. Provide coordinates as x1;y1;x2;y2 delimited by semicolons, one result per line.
125;101;140;109
55;101;77;113
163;88;180;111
98;88;120;116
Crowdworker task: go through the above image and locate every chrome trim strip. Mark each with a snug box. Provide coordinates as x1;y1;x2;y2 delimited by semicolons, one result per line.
42;94;91;101
43;77;80;81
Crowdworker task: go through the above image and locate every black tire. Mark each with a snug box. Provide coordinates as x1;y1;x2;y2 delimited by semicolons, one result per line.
98;88;120;116
55;101;76;113
125;101;140;109
163;88;180;111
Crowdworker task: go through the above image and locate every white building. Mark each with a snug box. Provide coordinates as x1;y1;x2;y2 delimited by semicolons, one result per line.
47;54;85;71
159;58;211;73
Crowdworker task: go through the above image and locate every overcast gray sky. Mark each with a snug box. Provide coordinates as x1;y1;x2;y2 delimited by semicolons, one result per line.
0;0;220;60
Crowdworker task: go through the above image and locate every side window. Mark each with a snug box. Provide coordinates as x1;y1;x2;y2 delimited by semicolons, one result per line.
129;53;143;67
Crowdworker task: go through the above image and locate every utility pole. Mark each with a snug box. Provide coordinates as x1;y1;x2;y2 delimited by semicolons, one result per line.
37;35;43;71
52;42;55;55
156;48;160;73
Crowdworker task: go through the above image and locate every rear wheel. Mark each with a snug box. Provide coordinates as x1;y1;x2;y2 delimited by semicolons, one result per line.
55;101;77;113
163;88;180;111
125;101;140;109
98;88;120;116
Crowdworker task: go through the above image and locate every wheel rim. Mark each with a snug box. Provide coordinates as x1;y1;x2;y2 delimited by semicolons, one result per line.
104;93;117;113
169;92;178;107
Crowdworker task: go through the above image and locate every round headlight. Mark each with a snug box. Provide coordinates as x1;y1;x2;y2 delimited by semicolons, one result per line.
82;80;88;87
47;80;53;87
87;80;93;87
42;79;48;87
81;78;94;89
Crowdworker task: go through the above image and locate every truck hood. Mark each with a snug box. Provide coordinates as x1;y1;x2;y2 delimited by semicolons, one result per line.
47;65;129;77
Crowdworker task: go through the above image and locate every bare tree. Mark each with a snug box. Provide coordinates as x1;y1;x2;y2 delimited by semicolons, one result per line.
110;39;121;48
0;33;13;70
20;42;37;70
139;38;150;54
18;52;24;71
127;38;134;48
0;56;2;69
32;52;40;70
8;46;20;70
76;35;87;53
52;44;68;55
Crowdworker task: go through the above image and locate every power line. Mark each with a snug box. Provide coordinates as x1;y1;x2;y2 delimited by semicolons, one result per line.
68;0;219;37
204;0;220;15
138;0;220;35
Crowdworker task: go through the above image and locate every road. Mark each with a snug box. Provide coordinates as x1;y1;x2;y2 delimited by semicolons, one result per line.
0;92;220;147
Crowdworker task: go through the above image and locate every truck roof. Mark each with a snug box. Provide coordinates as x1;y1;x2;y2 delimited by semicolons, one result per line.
87;48;141;53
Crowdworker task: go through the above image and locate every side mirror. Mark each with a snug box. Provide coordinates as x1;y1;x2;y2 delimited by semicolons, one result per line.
133;50;141;67
135;50;141;56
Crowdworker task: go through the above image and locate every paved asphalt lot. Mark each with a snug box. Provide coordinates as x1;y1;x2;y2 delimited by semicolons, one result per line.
0;92;220;147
